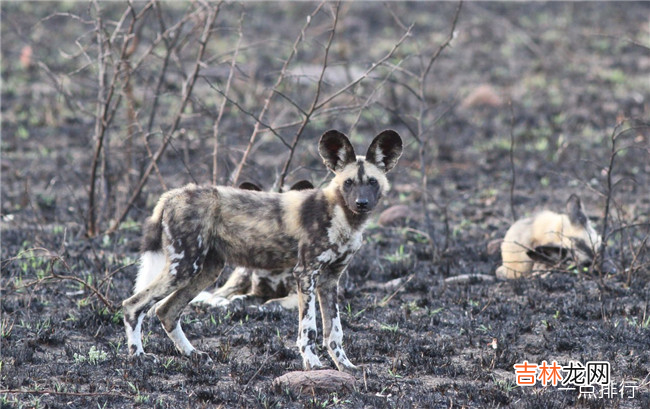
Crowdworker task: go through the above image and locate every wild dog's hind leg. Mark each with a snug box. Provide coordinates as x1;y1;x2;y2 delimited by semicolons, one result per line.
123;261;177;357
155;250;224;362
317;266;356;372
295;265;323;370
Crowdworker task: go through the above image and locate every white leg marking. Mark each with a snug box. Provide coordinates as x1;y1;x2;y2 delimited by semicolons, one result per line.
326;307;356;370
125;314;145;355
297;276;322;369
166;321;195;356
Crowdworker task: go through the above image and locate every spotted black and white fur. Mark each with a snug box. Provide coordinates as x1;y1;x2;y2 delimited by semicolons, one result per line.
190;180;314;310
122;129;403;371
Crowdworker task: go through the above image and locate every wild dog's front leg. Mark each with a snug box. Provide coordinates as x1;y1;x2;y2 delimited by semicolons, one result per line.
317;268;356;372
295;267;323;370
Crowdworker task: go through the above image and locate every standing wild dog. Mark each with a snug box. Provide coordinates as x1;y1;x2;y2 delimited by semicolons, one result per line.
122;129;403;371
191;180;314;309
496;195;602;279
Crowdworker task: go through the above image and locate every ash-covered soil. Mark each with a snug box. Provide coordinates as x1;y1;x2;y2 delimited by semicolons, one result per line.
1;2;649;408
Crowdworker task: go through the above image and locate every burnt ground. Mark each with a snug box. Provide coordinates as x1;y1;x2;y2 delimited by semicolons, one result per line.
1;2;649;408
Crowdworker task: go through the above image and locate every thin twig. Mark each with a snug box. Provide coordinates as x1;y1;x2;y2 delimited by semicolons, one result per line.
508;100;518;221
212;11;244;185
598;122;623;273
277;2;340;191
107;4;220;234
11;250;115;311
230;1;326;186
87;0;139;236
0;389;131;399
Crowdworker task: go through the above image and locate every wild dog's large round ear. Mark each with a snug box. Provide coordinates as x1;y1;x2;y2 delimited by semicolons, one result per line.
566;194;588;227
239;182;262;191
289;180;314;191
366;130;403;173
319;130;356;172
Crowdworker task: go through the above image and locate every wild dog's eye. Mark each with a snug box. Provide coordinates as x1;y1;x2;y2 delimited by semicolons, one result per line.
368;177;378;185
344;179;354;187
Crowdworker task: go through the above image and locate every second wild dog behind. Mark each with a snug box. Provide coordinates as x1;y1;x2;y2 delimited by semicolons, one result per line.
122;129;403;371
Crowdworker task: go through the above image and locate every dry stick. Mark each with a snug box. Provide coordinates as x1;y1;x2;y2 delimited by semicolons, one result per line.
598;122;623;273
348;59;405;135
87;1;139;237
230;1;326;187
14;252;115;311
145;2;190;133
276;2;340;191
142;6;187;190
313;23;413;112
0;389;130;400
106;4;220;234
415;1;462;257
626;234;649;286
212;12;244;185
508;100;518;221
204;82;291;149
277;5;413;190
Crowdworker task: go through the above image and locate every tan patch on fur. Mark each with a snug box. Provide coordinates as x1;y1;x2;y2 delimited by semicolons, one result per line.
498;210;601;279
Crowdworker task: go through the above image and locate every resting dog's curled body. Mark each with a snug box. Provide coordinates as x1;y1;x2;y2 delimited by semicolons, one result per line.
122;129;402;371
496;195;602;279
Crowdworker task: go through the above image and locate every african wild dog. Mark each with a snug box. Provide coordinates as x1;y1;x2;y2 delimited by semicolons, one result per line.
496;194;602;279
122;130;403;371
190;180;314;310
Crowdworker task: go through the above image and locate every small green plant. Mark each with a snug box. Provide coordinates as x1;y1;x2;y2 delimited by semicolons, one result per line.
128;382;150;405
405;300;421;313
1;394;19;407
74;345;108;365
388;368;403;378
625;316;650;330
1;317;14;338
345;302;366;319
17;248;50;279
492;375;518;393
109;340;123;355
429;307;444;316
477;324;492;333
383;245;409;263
380;322;399;333
162;357;176;370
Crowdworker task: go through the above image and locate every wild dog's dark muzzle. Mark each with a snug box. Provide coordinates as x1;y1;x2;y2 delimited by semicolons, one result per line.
354;185;378;213
355;198;369;211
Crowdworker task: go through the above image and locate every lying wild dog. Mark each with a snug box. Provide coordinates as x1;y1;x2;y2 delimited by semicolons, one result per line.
122;129;403;371
191;180;315;310
496;194;602;279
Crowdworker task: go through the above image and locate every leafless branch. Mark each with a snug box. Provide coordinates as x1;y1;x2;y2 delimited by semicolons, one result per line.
107;3;220;234
212;11;244;184
230;1;327;186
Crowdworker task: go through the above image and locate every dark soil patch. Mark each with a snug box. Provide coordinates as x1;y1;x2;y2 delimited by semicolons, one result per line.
2;2;649;408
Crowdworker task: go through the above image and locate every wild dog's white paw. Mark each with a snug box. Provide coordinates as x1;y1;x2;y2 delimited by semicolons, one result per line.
334;357;359;373
189;350;213;365
190;291;227;306
327;345;358;373
129;352;159;364
302;351;324;371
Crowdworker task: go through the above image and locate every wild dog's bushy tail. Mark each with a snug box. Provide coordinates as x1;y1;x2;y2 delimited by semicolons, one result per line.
134;198;167;294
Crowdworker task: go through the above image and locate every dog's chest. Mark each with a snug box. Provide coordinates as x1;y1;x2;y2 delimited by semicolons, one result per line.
315;207;365;266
